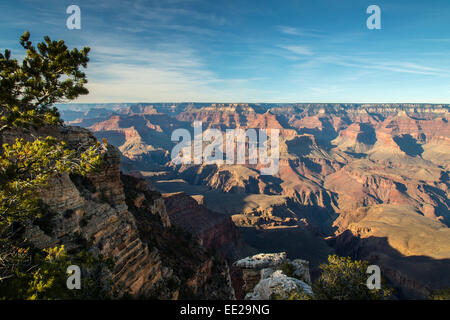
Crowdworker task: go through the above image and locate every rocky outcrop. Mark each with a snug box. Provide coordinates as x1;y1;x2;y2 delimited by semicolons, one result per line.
150;198;171;228
234;252;288;270
232;253;312;299
246;270;313;300
5;125;235;299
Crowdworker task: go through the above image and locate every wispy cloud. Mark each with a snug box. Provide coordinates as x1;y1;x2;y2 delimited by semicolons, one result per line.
340;59;448;76
279;45;313;56
76;37;271;102
79;41;216;101
293;54;449;76
277;26;322;38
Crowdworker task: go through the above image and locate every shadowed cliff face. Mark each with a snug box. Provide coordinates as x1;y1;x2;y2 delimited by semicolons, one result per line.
4;126;236;299
60;103;450;298
120;174;236;299
160;191;251;261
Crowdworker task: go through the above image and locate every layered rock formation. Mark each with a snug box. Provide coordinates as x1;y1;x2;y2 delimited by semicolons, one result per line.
4;125;236;299
60;103;450;298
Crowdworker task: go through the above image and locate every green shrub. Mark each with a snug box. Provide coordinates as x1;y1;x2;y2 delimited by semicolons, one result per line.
313;254;392;300
430;287;450;300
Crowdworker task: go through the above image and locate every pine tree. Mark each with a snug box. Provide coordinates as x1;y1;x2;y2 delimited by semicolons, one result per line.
0;32;109;299
0;31;90;132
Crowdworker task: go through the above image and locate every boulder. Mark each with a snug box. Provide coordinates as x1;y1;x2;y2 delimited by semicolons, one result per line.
245;270;313;300
232;252;313;299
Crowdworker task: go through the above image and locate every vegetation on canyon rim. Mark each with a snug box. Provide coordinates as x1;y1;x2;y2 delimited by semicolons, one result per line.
312;255;392;300
0;31;108;299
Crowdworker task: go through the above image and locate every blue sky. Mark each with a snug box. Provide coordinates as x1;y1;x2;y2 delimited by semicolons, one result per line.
1;0;450;103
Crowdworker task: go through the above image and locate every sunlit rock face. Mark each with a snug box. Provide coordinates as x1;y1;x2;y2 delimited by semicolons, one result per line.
232;252;312;299
234;252;287;269
245;270;313;300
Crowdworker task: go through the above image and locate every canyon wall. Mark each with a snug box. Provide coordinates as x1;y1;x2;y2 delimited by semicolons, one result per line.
3;126;237;299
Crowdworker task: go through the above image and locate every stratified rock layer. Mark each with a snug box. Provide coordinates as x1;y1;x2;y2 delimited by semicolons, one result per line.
4;126;235;299
61;103;450;298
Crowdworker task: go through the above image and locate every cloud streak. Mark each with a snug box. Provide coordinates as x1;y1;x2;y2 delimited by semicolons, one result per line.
277;25;324;38
279;45;314;56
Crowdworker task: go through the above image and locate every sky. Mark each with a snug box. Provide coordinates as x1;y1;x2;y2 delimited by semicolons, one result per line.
1;0;450;103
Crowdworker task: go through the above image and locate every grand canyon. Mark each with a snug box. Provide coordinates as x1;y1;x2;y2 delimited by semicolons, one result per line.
58;102;450;299
3;0;450;312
